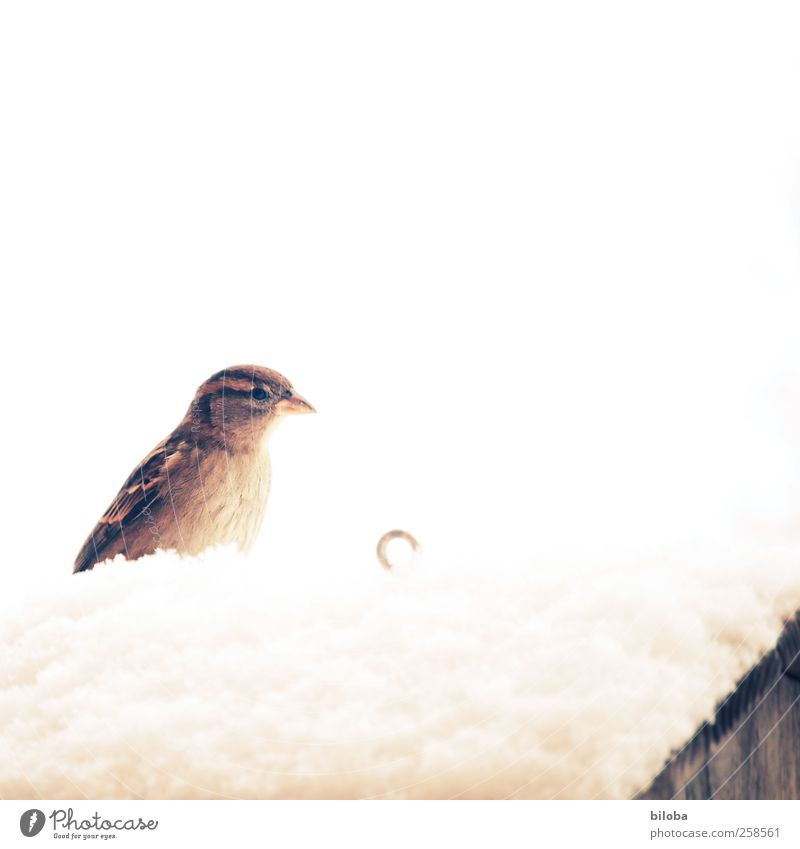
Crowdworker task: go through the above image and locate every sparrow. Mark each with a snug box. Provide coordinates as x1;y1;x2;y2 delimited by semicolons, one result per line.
73;365;315;573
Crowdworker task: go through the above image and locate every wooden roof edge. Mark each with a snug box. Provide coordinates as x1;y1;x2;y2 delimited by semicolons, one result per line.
637;611;800;798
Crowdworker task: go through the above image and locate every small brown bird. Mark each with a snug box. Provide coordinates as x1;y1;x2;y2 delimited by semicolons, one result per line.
74;365;315;573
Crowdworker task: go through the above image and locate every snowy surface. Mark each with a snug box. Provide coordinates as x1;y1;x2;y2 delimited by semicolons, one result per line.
2;543;799;799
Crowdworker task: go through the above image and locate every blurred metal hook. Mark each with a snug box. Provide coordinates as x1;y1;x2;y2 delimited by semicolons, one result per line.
376;529;420;571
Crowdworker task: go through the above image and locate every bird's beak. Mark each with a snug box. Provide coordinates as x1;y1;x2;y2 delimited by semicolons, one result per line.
278;392;316;415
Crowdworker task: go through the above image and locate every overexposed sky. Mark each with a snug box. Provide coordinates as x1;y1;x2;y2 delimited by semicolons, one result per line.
2;2;800;596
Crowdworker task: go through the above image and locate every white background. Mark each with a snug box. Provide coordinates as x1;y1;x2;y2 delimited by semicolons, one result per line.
1;1;800;593
0;800;795;849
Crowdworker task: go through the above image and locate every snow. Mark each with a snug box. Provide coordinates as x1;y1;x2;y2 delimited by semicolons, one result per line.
2;542;799;799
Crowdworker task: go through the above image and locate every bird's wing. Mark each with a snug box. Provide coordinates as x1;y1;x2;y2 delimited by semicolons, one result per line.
73;434;188;573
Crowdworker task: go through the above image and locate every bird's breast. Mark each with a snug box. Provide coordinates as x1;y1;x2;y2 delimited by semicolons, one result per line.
182;447;272;554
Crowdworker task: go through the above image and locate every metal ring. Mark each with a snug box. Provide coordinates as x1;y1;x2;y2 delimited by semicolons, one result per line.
376;529;420;570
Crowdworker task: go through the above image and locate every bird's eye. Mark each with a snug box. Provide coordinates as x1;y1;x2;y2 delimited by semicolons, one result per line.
252;387;269;401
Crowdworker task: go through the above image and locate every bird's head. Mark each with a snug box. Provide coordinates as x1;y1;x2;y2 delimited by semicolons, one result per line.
184;364;315;451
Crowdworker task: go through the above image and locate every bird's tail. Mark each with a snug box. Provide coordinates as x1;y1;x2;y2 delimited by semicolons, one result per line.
73;531;100;573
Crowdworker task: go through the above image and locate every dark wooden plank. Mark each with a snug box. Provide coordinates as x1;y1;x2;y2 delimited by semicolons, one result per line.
707;674;800;799
639;614;800;800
